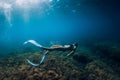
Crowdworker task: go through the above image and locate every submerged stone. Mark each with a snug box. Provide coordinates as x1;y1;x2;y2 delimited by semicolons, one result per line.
94;42;120;62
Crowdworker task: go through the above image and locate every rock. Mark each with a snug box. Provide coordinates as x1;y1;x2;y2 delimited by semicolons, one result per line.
0;50;119;80
73;54;93;64
85;60;119;80
94;42;120;62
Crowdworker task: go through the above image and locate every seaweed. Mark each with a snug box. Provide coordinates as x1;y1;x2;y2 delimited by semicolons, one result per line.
0;43;120;80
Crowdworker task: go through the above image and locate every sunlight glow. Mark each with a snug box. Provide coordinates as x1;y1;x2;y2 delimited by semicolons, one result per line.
0;0;54;26
3;3;12;9
15;0;43;8
3;3;12;26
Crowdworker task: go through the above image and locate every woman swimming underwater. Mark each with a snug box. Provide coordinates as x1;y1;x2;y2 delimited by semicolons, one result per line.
24;40;78;66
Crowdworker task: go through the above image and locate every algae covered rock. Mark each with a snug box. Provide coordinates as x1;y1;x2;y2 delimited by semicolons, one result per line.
85;60;119;80
72;47;94;65
0;47;120;80
94;42;120;62
73;54;93;64
0;52;85;80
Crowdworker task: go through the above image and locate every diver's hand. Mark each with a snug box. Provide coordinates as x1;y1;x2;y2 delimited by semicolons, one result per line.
67;53;71;57
67;50;74;57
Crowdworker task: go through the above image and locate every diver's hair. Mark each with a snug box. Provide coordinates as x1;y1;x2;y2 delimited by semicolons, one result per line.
74;42;78;47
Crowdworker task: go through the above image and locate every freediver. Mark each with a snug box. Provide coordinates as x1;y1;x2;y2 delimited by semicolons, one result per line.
24;40;78;66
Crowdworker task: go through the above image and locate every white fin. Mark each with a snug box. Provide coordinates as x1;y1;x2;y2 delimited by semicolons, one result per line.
26;59;39;66
23;40;42;48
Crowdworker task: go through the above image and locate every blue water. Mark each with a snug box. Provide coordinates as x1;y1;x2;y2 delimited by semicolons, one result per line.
0;0;119;54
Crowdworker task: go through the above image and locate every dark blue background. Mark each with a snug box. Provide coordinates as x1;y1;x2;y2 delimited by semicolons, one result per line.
0;0;119;54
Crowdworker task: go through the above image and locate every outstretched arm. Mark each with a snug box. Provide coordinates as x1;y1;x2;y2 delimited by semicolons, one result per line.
67;50;75;56
44;50;50;55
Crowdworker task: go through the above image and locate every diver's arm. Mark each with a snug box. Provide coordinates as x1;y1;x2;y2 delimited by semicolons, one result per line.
66;45;77;56
67;50;75;56
44;50;50;55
